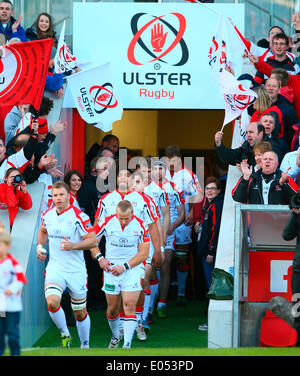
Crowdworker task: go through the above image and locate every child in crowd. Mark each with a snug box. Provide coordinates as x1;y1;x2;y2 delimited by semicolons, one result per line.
0;228;27;356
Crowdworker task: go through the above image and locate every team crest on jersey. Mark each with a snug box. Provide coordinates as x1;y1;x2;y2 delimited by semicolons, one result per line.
132;201;138;207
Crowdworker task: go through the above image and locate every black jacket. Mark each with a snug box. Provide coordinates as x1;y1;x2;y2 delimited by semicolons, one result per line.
196;194;223;257
77;174;103;223
282;212;300;271
216;134;284;167
232;168;299;205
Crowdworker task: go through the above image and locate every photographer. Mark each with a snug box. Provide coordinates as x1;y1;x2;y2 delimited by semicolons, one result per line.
0;168;32;230
282;193;300;346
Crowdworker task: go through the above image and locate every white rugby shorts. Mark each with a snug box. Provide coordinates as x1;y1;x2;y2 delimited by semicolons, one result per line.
102;266;143;295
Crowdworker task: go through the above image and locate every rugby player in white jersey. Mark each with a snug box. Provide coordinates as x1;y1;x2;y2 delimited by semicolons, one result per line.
37;181;97;349
92;200;150;349
151;160;186;318
138;157;170;327
93;168;161;341
164;145;203;306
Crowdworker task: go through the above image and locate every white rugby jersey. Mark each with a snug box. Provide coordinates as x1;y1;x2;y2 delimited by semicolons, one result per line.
144;181;169;215
41;205;92;272
161;180;185;223
95;189;159;225
93;214;150;265
166;167;202;214
0;254;27;312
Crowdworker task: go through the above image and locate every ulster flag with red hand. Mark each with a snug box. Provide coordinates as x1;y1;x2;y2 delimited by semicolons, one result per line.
0;39;53;110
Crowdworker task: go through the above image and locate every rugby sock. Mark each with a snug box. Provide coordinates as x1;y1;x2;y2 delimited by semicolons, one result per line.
107;312;120;339
177;264;189;297
136;306;143;327
142;289;151;321
157;299;167;309
76;312;91;347
124;315;137;346
149;279;159;314
48;306;70;337
119;311;125;332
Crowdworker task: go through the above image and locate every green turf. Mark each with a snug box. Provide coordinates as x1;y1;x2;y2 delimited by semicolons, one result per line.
33;300;208;350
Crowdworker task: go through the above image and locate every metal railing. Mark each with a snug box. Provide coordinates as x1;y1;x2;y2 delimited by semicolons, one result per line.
232;204;296;347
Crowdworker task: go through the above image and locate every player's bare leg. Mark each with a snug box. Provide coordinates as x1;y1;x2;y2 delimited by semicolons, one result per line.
106;294;121;348
122;290;140;348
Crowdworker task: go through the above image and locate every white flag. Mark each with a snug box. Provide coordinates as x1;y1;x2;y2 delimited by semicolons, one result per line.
208;13;245;77
54;21;77;73
219;69;257;130
67;63;123;129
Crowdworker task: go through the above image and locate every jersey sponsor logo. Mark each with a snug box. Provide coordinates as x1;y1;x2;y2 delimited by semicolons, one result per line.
119;238;128;243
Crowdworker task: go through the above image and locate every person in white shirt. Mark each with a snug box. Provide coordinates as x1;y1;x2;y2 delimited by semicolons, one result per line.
164;145;203;307
92;200;150;349
37;181;97;349
0;228;27;356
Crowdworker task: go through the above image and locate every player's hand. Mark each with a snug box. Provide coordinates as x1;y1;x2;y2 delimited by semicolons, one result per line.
152;251;162;268
60;237;74;251
37;244;47;261
185;211;194;225
111;265;125;276
99;257;112;272
4;289;13;296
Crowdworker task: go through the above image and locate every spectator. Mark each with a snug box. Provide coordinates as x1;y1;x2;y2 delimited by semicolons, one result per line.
252;141;273;172
232;151;298;204
0;168;32;230
264;77;298;147
77;156;110;312
195;177;223;331
63;169;83;209
26;12;57;46
253;33;300;85
215;122;283;167
84;134;119;177
0;228;27;356
280;132;300;181
249;53;300;120
0;1;26;42
4;104;30;145
260;112;289;156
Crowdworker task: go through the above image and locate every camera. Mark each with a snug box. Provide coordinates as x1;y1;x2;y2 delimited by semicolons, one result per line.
290;193;300;209
13;175;22;185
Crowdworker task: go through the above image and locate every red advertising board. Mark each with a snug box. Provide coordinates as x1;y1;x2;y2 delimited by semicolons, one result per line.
248;251;294;302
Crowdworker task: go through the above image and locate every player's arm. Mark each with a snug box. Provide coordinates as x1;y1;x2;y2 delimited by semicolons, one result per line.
161;205;170;246
37;225;48;261
169;204;185;234
148;221;162;268
60;231;97;251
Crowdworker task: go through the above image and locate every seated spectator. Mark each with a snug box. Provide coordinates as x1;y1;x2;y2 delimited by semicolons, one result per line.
280;132;300;180
26;12;57;46
232;151;298;204
0;168;32;230
195;176;223;331
63;169;83;209
4;104;30;145
215;122;283;167
252;141;273;172
0;1;26;42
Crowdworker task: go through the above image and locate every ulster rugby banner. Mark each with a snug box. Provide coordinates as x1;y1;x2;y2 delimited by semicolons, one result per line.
67;63;123;130
54;21;77;74
73;3;244;109
0;39;53;110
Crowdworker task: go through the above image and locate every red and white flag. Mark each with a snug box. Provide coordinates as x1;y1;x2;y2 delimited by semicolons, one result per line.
0;39;53;110
67;62;123;131
54;21;77;74
219;69;257;130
